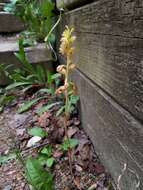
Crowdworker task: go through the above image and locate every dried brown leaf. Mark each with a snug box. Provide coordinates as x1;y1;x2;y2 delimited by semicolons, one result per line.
67;127;78;138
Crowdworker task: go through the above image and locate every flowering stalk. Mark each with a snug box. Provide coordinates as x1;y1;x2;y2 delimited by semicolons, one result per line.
56;26;76;177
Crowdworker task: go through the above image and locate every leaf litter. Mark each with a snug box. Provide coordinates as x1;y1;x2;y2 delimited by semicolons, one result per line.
0;93;115;190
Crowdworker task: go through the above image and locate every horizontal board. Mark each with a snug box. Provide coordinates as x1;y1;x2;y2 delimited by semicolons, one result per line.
0;37;53;85
58;0;143;122
72;69;143;190
62;0;143;38
0;12;24;33
57;0;94;9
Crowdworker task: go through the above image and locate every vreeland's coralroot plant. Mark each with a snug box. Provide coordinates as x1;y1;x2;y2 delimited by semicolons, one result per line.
56;26;77;176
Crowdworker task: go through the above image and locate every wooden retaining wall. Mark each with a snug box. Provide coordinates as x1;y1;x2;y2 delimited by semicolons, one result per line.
56;0;143;189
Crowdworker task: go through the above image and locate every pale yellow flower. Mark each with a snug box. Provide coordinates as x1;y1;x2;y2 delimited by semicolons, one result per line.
59;26;76;57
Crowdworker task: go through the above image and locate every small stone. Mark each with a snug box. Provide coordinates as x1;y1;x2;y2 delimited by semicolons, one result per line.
75;164;83;172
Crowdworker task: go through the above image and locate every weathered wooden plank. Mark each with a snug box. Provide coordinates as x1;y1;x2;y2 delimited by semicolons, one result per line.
72;69;143;190
62;0;143;38
0;37;53;85
0;12;24;33
58;0;143;122
56;0;94;9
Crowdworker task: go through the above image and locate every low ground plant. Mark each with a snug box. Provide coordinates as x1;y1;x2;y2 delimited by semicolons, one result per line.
0;38;61;112
4;0;56;43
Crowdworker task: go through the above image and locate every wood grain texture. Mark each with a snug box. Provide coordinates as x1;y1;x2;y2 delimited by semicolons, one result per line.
72;69;143;190
56;0;94;9
58;0;143;122
0;12;24;33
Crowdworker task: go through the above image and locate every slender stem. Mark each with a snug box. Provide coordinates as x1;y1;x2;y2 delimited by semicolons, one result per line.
64;56;73;177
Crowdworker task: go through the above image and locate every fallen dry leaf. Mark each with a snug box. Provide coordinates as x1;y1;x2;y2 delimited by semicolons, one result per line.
80;144;91;161
38;112;51;128
75;164;83;172
53;150;63;159
88;183;97;190
74;176;82;190
67;127;78;138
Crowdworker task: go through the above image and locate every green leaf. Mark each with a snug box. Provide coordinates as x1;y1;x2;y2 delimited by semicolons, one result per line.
18;97;44;113
4;0;18;13
22;85;33;93
56;106;65;117
46;157;55;168
47;71;53;86
15;38;34;74
67;95;80;114
41;146;52;157
35;65;46;83
6;82;32;91
28;127;47;138
38;154;48;166
69;138;79;148
61;138;79;151
0;95;15;106
26;158;54;190
36;102;60;115
51;73;61;80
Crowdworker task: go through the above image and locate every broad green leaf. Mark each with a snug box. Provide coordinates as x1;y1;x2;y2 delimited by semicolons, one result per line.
40;0;55;18
47;71;53;86
38;154;48;166
18;97;44;113
35;65;46;83
69;138;79;148
28;127;47;138
22;85;33;93
67;95;80;113
41;146;52;157
15;38;34;74
26;158;54;190
51;73;61;80
56;106;65;117
36;102;60;115
70;95;80;105
61;138;79;151
0;95;15;105
6;82;32;90
46;157;55;168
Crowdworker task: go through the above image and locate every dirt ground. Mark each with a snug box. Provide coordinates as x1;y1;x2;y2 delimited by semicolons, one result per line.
0;96;115;190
